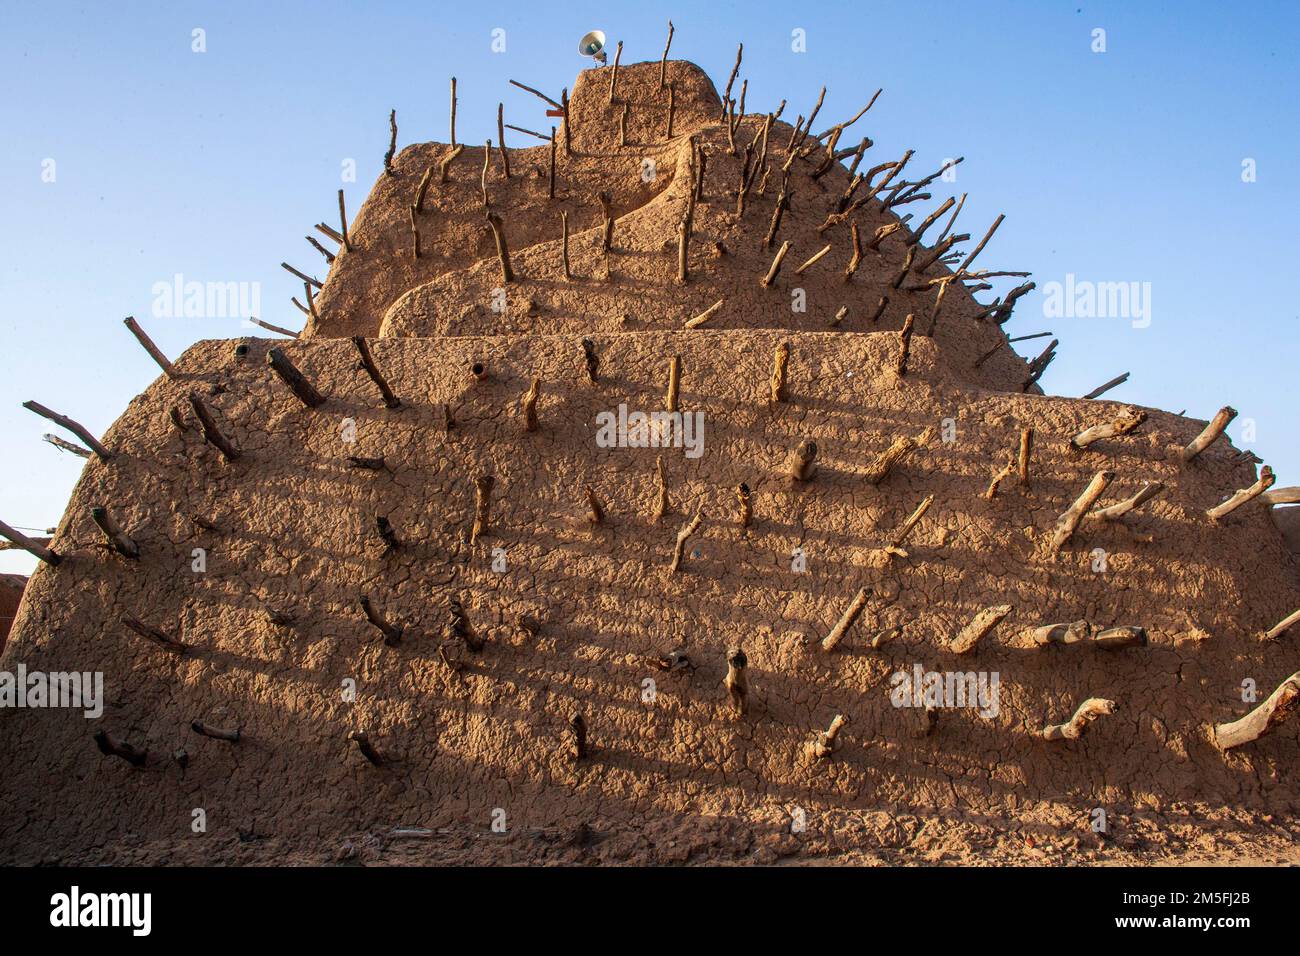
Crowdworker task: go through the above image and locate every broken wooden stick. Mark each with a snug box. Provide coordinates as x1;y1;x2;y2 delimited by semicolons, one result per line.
1029;621;1091;646
1261;486;1300;506
0;519;61;566
94;730;147;767
267;347;326;408
470;475;494;544
1049;470;1114;550
669;509;704;573
187;392;241;461
359;595;403;646
760;241;791;288
484;211;516;283
951;604;1011;655
724;646;748;715
1089;481;1165;521
409;205;421;258
44;433;91;457
843;223;863;282
581;338;599;383
122;614;187;654
191;720;241;743
1070;408;1147;449
1093;626;1148;649
1207;465;1275;521
770;341;789;402
658;20;674;88
1042;698;1115;741
1181;406;1237;462
23;400;112;461
352;336;401;408
786;440;818;482
865;427;934;487
666;81;676;137
383;108;397;175
496;103;511;178
794;244;832;276
122;316;177;378
91;506;139;559
822;587;869;651
1214;671;1300;750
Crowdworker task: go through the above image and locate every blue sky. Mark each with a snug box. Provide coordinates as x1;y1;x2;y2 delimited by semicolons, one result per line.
2;1;1298;573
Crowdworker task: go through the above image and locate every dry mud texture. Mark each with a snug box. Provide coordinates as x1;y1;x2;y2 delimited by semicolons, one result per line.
0;574;25;655
2;60;1298;867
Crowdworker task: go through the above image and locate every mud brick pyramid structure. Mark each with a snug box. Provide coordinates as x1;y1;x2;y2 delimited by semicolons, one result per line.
3;53;1300;866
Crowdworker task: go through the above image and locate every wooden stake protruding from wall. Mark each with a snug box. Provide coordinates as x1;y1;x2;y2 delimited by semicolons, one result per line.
581;338;599;383
267;348;326;408
486;212;515;283
1049;470;1114;550
822;587;869;651
94;730;147;767
724;646;748;715
350;730;383;766
374;515;400;552
1070;409;1147;449
439;144;465;182
608;40;623;102
1018;427;1033;486
0;519;61;566
1214;671;1300;749
652;456;669;522
1089;481;1165;521
337;189;352;252
187;392;241;461
895;313;915;376
760;241;791;287
665;355;681;412
383;109;397;175
471;474;494;544
770;341;789;402
521;376;541;432
359;595;403;647
192;720;241;743
584;484;606;524
736;483;752;528
122;614;187;654
122;316;177;378
1181;406;1236;462
669;509;703;573
1263;608;1300;641
951;604;1012;655
409;205;421;259
864;426;933;485
449;76;458;147
1042;698;1115;741
91;506;139;559
496;103;511;178
352;336;401;408
786;439;818;482
23;401;112;460
570;712;588;761
658;20;674;89
811;714;847;759
1207;465;1275;521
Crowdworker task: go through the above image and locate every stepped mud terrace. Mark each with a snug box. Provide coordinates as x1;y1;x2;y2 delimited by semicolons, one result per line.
1;53;1298;866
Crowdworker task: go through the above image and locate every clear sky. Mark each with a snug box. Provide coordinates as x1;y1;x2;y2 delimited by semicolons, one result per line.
2;0;1298;573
